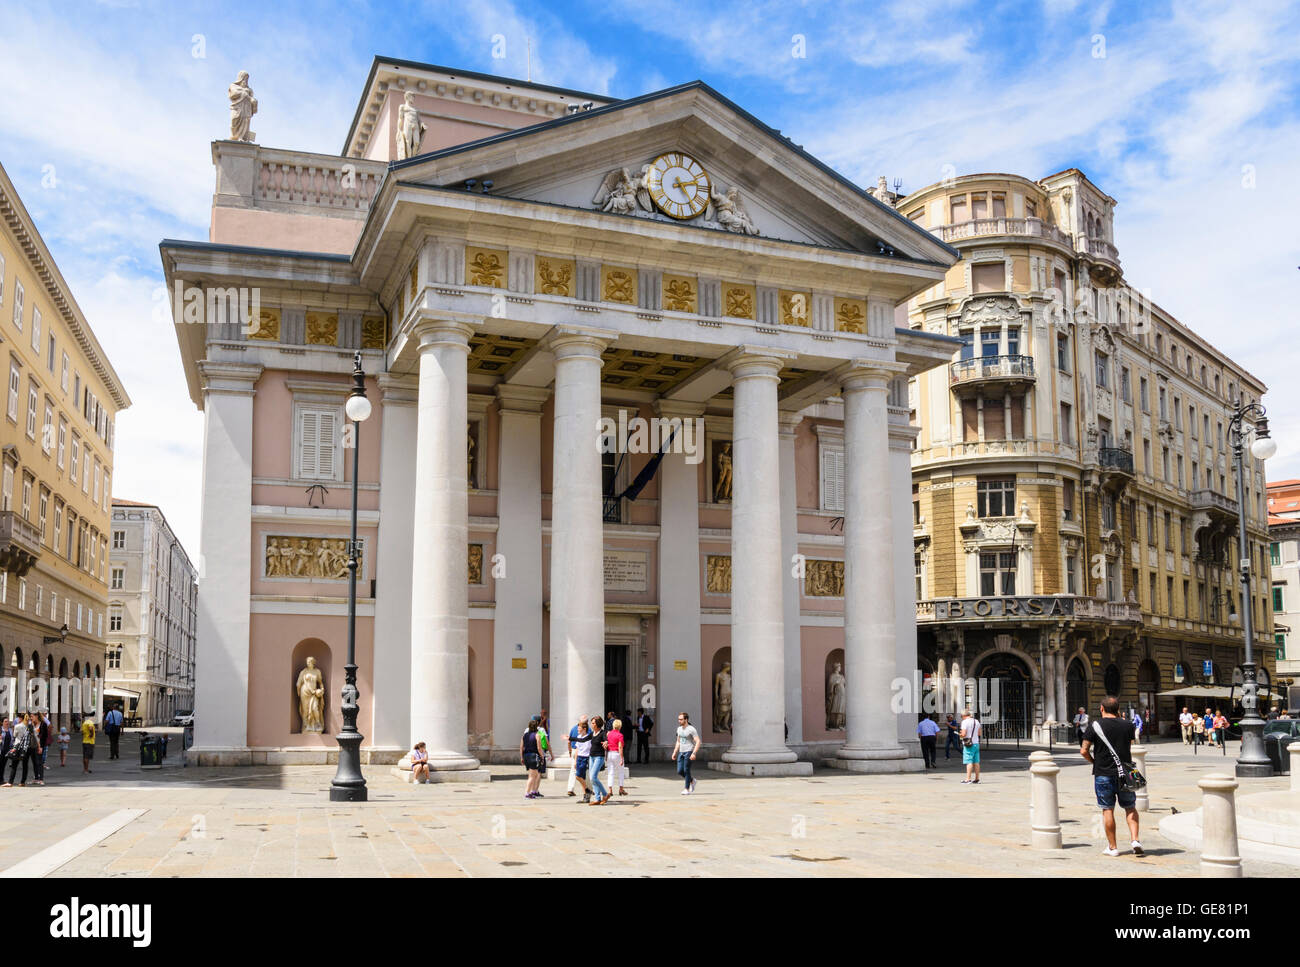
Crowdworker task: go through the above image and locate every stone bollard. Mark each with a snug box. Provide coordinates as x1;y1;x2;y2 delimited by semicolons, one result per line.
1028;750;1053;819
1030;758;1063;849
1290;743;1300;792
1131;745;1149;812
1198;773;1243;878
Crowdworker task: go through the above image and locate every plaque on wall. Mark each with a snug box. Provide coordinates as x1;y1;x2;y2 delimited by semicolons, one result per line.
604;549;649;592
705;554;732;593
264;536;360;580
804;559;845;597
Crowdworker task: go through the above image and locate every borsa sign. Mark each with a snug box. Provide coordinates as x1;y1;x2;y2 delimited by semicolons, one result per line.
933;596;1075;620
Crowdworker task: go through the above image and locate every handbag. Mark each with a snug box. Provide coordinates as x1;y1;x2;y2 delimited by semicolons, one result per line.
1091;720;1146;791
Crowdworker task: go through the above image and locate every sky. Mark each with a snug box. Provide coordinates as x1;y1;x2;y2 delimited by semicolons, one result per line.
1;0;1298;553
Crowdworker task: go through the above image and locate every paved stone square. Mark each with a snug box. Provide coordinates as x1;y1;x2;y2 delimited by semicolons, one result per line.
2;731;1296;877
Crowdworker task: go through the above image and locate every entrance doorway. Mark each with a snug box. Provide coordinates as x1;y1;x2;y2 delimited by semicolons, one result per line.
974;653;1032;739
1137;659;1160;731
1066;658;1089;720
604;644;628;719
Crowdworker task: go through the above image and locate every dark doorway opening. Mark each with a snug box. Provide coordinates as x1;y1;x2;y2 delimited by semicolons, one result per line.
604;644;628;719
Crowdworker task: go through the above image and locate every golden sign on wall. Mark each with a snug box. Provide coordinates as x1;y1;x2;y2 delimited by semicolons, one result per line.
834;298;866;334
779;290;811;327
723;284;756;319
804;559;845;597
305;312;339;346
361;316;386;350
535;258;575;297
248;307;280;341
601;265;637;305
662;274;698;313
466;247;507;288
468;543;484;584
705;554;732;593
264;536;360;580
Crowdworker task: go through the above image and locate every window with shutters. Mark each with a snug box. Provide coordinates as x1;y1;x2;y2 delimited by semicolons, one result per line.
819;444;845;513
12;282;23;329
7;363;19;421
294;404;343;481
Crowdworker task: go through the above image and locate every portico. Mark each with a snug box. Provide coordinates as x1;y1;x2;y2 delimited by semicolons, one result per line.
168;57;961;774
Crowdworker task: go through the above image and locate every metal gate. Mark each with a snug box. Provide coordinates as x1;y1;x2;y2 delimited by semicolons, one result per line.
982;677;1031;740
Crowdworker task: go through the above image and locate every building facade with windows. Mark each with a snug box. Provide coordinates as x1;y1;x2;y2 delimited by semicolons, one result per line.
0;160;129;726
903;169;1274;739
105;499;198;724
168;58;962;770
1268;479;1300;687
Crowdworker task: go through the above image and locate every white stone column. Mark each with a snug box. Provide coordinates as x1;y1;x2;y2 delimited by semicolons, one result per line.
492;383;549;753
190;361;261;765
890;415;921;756
655;400;705;742
779;411;804;745
1198;773;1243;877
1043;651;1058;724
408;320;482;774
834;362;918;772
370;374;417;759
715;348;808;775
548;328;614;764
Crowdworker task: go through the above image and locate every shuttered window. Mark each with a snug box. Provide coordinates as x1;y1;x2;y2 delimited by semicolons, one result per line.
820;445;845;512
297;405;341;481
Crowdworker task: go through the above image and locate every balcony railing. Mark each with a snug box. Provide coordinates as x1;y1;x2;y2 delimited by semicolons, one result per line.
932;217;1072;248
214;141;386;216
1190;489;1238;515
1086;238;1120;262
950;354;1035;386
0;511;42;575
1098;447;1134;474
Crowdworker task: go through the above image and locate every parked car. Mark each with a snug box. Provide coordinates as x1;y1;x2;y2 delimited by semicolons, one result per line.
172;709;194;727
1264;719;1300;739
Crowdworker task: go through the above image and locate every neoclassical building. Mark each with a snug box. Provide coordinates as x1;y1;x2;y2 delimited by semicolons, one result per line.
170;58;960;773
902;170;1275;739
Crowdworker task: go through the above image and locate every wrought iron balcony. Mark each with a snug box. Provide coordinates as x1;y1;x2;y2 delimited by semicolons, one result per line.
0;511;41;576
949;354;1035;395
1098;446;1134;474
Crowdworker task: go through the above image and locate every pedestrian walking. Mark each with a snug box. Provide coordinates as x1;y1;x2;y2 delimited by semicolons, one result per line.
1179;707;1193;745
410;742;430;783
104;705;124;760
569;716;593;802
37;710;50;771
80;715;96;774
959;708;981;784
1213;710;1228;748
1132;708;1144;742
917;714;940;768
587;715;610;805
1080;695;1143;857
607;718;628;796
1192;712;1204;746
0;719;11;780
671;711;700;795
4;714;33;786
943;714;961;759
536;716;550;781
1072;707;1090;744
635;708;654;764
520;716;544;799
25;712;44;785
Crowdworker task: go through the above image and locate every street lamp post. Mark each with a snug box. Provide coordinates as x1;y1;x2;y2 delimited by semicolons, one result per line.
1228;399;1278;778
330;352;372;801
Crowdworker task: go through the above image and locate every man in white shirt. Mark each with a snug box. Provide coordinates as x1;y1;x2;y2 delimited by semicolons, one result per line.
959;708;981;784
1072;707;1089;744
1178;707;1193;745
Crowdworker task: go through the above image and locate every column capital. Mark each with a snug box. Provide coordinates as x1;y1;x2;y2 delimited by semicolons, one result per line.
543;324;617;361
653;398;707;420
725;345;797;381
376;372;418;405
777;409;804;438
198;360;263;397
495;383;550;415
412;316;477;350
838;358;910;393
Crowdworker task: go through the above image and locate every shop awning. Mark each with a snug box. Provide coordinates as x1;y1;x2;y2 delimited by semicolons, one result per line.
103;687;140;699
1158;684;1279;699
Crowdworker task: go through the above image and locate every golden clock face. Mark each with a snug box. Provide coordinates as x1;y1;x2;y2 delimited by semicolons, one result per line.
645;152;711;220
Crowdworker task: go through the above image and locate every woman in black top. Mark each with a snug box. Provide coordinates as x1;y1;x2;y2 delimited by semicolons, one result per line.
520;716;544;800
587;716;610;805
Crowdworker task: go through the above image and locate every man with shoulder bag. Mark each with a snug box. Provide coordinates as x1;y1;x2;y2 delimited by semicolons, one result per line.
1081;695;1145;857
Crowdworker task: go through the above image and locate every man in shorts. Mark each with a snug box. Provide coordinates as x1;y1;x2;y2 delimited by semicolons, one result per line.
1081;695;1142;857
959;708;981;783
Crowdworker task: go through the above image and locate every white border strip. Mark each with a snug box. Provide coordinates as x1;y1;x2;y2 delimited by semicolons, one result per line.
1;808;146;877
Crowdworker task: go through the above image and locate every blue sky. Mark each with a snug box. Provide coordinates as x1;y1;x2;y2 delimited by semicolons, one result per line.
2;0;1299;551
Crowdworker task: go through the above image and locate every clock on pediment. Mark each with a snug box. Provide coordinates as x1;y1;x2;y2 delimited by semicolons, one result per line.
644;152;711;220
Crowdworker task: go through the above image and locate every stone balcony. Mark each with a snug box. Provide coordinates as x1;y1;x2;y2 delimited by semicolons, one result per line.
1190;489;1238;516
0;511;41;575
931;217;1073;249
1082;236;1122;284
948;354;1035;396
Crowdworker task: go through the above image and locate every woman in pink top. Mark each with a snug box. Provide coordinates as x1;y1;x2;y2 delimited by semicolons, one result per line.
606;719;627;797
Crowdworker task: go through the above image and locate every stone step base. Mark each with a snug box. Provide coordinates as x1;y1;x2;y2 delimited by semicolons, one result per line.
823;757;925;775
708;761;814;777
390;766;492;784
187;747;407;767
1158;798;1300;868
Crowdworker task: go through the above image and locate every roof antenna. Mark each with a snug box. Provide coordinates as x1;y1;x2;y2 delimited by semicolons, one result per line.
526;37;532;83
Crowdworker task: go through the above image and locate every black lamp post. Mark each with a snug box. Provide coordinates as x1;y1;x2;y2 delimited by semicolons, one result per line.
1227;399;1278;778
330;352;372;801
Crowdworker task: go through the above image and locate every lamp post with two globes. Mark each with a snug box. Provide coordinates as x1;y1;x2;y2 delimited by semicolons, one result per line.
330;352;373;801
1227;399;1278;778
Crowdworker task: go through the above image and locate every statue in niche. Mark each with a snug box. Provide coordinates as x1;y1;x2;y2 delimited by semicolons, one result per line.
396;91;427;161
713;442;733;502
467;424;476;485
296;657;325;733
227;71;258;142
826;662;846;731
713;661;733;733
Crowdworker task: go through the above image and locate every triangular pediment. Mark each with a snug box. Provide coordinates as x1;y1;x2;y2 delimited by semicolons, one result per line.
388;83;956;265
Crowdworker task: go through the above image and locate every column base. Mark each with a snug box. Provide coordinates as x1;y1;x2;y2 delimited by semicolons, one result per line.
392;754;492;784
825;746;923;774
186;747;254;767
708;760;813;777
